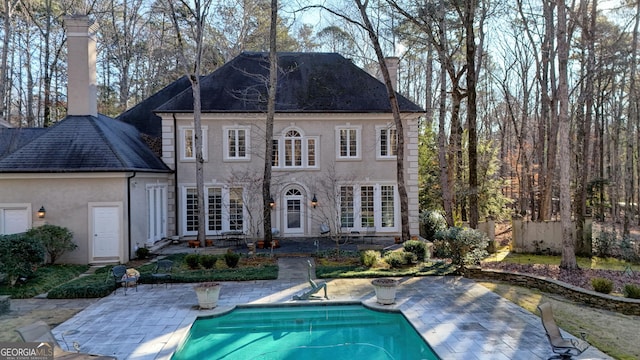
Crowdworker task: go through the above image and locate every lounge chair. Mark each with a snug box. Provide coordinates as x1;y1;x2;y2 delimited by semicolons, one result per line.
538;303;590;359
16;320;117;359
293;260;328;300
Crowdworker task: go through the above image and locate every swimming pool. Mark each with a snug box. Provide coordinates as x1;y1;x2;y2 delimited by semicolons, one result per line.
171;303;439;360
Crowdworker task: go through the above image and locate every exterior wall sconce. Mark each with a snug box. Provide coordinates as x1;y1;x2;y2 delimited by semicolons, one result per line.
269;196;275;208
37;206;46;219
311;194;318;208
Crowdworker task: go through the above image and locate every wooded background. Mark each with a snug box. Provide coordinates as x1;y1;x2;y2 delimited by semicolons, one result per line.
1;0;638;242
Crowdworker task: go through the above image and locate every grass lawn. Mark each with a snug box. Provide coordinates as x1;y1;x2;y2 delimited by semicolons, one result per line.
0;264;89;299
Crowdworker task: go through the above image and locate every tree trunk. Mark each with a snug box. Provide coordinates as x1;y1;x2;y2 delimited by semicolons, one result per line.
263;0;277;245
557;0;578;269
465;0;478;228
355;0;410;240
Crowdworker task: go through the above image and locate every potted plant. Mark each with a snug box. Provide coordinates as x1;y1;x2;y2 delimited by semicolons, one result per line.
371;278;398;305
194;282;221;309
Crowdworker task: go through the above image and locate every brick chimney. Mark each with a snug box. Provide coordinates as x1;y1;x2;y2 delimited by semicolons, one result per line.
64;15;98;117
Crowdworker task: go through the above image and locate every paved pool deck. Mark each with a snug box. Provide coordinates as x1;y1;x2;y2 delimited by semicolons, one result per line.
46;257;610;360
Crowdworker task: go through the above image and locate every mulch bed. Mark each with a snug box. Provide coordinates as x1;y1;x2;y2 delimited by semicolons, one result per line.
482;262;640;295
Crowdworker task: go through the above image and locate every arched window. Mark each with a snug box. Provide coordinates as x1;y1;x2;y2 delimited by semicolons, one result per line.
272;127;318;169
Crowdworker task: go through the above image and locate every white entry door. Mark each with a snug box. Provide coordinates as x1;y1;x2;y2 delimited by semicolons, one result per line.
91;205;121;260
0;208;29;234
284;188;304;234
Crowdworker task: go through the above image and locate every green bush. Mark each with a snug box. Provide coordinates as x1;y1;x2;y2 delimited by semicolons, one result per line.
224;251;240;268
200;254;218;269
0;234;45;287
419;210;447;240
434;227;488;273
403;240;427;261
360;250;381;267
384;251;408;268
623;284;640;299
135;247;150;260
47;272;115;298
25;225;77;265
593;230;617;258
185;254;200;269
591;277;613;294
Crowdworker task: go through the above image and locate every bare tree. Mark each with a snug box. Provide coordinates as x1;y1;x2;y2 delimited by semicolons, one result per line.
165;0;213;246
262;0;277;245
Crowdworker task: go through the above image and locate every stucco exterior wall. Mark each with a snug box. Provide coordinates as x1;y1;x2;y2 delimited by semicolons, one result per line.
0;172;169;264
161;112;421;239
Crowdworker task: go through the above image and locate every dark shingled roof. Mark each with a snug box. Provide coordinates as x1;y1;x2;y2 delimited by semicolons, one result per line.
117;76;192;137
156;52;424;113
0;128;47;159
0;115;171;173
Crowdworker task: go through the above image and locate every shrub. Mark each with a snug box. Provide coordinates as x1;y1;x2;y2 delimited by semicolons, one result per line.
591;277;613;294
25;224;77;265
360;250;381;267
47;272;114;298
403;251;417;264
0;234;45;287
184;254;200;269
623;284;640;299
434;227;488;273
419;210;447;240
384;251;407;268
224;251;240;268
200;254;218;269
404;240;427;261
135;247;150;260
593;230;617;258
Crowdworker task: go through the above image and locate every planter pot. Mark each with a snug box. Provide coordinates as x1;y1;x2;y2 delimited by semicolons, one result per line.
371;278;398;305
257;240;265;249
194;282;221;309
188;240;200;248
205;239;214;247
394;236;402;244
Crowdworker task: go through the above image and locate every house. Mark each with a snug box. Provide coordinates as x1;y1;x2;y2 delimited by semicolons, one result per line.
152;52;423;241
0;18;423;265
0;16;171;264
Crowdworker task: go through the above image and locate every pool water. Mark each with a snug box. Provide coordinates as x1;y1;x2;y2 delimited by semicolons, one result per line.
171;304;439;360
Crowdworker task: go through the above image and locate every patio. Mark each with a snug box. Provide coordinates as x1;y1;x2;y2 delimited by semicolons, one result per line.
49;257;611;360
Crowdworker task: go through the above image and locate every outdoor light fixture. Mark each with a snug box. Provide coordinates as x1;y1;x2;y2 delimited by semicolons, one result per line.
311;194;318;208
269;196;275;208
37;206;46;219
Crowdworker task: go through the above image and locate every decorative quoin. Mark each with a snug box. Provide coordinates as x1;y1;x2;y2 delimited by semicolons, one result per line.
371;278;399;305
194;282;221;309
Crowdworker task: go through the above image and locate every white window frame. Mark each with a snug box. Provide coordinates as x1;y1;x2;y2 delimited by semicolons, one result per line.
179;125;208;162
272;127;319;169
223;126;251;161
376;125;397;159
338;183;398;232
335;125;362;160
0;203;31;235
146;184;168;243
181;185;246;236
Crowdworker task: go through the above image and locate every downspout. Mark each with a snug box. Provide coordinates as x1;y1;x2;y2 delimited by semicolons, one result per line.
127;171;137;261
173;113;179;237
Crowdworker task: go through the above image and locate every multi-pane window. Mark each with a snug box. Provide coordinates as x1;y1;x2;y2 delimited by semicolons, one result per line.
285;130;302;167
378;126;397;158
381;185;395;227
229;188;243;231
338;184;397;231
224;127;249;160
185;188;198;232
340;186;354;228
272;128;318;169
184;186;244;235
208;188;222;231
336;126;361;159
360;186;374;228
180;126;208;161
